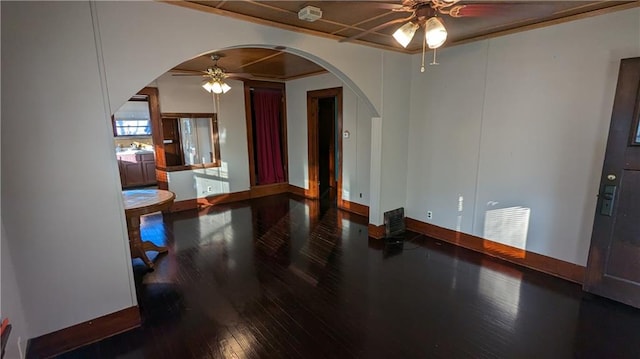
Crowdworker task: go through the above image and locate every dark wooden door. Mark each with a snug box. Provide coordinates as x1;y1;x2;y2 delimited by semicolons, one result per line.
318;96;336;198
584;57;640;308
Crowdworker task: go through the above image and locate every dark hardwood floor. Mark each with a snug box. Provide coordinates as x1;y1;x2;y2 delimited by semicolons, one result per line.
58;193;640;358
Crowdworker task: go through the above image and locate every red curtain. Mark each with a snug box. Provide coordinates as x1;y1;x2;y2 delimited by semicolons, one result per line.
253;88;285;184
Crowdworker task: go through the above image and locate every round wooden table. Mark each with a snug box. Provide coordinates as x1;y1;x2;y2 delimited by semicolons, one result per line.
122;189;175;269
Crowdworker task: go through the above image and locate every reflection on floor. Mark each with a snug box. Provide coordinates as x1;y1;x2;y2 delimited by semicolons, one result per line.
58;193;640;358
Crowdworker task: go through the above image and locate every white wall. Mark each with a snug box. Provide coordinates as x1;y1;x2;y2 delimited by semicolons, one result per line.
406;41;488;235
0;5;25;357
371;52;412;224
349;86;374;206
95;2;384;118
1;2;136;339
156;74;250;201
406;8;640;265
1;224;29;358
286;73;373;206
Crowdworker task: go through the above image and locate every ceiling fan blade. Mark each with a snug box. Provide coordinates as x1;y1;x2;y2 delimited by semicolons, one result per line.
368;2;410;11
169;68;205;75
339;15;415;43
454;4;511;17
171;73;206;77
226;72;253;80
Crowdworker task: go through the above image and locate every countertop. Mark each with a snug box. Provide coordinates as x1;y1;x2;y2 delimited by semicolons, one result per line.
116;149;154;156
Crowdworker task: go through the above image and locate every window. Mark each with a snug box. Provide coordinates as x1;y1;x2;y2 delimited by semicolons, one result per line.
113;97;152;137
160;113;221;170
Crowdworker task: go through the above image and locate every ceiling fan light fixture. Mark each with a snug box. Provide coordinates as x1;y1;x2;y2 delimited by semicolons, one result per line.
211;81;224;94
393;21;420;48
202;80;215;93
221;82;231;94
202;79;231;94
425;17;447;49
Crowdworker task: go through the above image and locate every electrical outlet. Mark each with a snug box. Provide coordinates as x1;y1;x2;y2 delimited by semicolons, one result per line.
359;193;362;198
427;211;433;220
207;186;212;192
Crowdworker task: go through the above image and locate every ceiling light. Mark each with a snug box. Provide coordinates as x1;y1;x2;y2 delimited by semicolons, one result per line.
392;22;420;48
202;81;214;93
425;17;447;49
211;81;223;94
391;14;449;72
221;82;231;93
202;80;231;94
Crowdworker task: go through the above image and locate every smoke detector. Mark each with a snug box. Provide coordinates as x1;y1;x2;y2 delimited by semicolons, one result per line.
298;5;322;22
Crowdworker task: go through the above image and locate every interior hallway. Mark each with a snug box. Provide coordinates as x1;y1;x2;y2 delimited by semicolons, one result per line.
57;193;640;358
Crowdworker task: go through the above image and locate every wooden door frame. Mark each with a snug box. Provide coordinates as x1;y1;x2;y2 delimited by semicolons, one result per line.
135;87;167;189
307;87;343;202
243;80;289;190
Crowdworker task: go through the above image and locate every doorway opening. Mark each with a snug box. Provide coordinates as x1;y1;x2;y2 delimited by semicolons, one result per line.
112;87;161;189
244;80;289;197
307;87;343;210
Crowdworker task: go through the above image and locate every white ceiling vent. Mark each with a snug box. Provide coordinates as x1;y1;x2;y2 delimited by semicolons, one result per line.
298;6;322;22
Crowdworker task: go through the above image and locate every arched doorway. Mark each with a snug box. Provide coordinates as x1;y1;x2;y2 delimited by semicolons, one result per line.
114;47;376;216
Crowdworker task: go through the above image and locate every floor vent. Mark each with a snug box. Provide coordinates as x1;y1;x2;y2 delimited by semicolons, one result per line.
384;207;405;239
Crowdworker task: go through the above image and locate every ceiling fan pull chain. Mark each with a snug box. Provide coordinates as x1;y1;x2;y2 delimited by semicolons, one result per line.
430;48;439;66
212;91;220;115
216;94;221;118
420;26;427;73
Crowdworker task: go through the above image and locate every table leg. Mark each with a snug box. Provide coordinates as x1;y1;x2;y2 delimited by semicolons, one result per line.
142;240;169;254
127;215;165;269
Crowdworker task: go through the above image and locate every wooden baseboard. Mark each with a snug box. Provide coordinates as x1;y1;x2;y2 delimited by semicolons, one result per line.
405;218;585;284
170;190;252;212
250;182;289;198
368;223;385;239
170;183;291;212
169;185;373;221
26;306;140;359
338;199;369;217
288;184;313;199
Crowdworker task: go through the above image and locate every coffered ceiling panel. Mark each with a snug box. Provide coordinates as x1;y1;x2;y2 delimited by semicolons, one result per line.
175;1;638;53
171;48;327;81
168;1;638;81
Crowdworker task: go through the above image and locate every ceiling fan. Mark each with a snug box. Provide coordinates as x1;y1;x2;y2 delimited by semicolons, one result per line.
341;0;501;70
171;54;249;94
341;0;500;46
